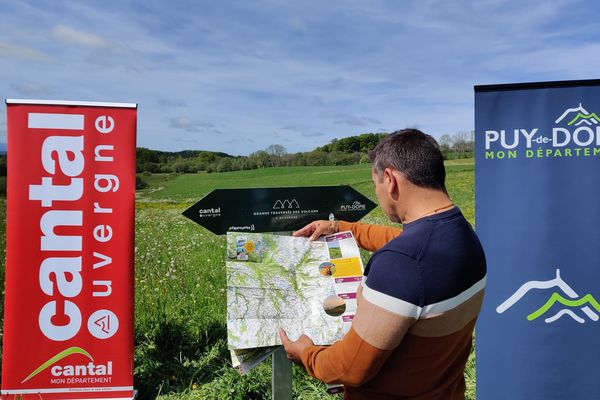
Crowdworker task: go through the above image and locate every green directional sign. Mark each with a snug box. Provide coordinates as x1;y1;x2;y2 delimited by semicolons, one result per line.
183;186;376;235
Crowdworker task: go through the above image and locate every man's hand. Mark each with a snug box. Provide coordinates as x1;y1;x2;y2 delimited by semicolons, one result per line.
279;328;315;364
293;220;337;240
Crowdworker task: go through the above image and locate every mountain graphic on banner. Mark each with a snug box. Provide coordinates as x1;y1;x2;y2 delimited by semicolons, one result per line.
527;292;600;323
555;103;600;126
496;269;600;324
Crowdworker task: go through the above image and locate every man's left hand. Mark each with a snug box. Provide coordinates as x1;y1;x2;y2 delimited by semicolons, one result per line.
279;328;314;364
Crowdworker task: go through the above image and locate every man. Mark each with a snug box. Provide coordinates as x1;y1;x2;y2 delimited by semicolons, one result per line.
279;129;486;399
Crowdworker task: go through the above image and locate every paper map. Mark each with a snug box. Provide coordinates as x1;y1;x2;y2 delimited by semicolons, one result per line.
226;231;364;352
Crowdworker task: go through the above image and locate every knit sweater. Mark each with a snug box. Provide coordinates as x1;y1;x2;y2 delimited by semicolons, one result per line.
301;208;487;399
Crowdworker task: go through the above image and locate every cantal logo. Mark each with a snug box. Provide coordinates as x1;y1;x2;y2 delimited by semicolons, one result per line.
21;347;112;382
497;269;600;324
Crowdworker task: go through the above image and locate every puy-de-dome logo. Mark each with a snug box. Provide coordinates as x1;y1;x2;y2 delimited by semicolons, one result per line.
555;103;600;126
484;103;600;160
497;269;600;324
340;201;366;212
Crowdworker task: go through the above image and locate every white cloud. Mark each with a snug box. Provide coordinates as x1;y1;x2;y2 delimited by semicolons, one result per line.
47;22;149;71
319;111;381;126
479;43;600;79
169;116;215;132
282;124;308;132
158;99;188;107
10;82;55;96
0;42;51;62
301;131;325;137
51;24;108;47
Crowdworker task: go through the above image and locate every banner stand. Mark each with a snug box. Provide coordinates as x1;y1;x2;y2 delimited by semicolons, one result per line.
1;99;137;399
475;79;600;399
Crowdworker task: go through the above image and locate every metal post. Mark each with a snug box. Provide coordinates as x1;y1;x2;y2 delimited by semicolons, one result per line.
272;347;293;400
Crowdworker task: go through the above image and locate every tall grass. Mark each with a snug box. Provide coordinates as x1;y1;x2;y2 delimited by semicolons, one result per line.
0;160;476;399
133;160;476;399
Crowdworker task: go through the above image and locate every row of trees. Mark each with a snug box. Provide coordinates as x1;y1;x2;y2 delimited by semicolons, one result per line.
136;131;474;174
0;131;473;194
316;133;388;153
147;148;366;174
136;148;230;173
135;133;388;174
438;131;474;159
0;129;475;176
0;130;474;177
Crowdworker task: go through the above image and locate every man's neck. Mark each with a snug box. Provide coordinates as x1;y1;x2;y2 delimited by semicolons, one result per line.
399;189;453;224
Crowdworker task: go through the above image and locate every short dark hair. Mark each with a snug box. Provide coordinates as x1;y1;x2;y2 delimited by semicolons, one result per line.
369;129;446;191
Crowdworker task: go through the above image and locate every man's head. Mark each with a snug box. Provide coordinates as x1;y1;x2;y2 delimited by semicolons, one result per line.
369;129;446;192
369;129;448;222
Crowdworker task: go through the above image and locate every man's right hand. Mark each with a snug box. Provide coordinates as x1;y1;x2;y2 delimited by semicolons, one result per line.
293;220;337;241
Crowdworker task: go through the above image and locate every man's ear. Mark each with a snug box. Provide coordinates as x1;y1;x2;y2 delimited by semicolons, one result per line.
384;168;398;195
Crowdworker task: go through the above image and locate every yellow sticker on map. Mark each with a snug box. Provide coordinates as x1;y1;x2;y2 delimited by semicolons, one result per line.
244;241;255;252
331;257;363;278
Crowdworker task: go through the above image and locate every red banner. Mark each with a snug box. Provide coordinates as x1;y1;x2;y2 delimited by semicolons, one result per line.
1;100;136;399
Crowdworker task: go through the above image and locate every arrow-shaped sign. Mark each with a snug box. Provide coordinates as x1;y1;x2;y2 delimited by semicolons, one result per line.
182;186;376;235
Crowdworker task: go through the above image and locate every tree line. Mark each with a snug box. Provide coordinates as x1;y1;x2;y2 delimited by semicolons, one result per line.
136;131;474;175
0;130;475;193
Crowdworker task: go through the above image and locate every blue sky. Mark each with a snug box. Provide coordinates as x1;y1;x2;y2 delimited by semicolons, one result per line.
1;0;599;155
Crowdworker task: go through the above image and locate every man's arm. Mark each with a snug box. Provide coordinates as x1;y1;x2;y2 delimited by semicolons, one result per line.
293;220;401;251
281;283;416;386
338;221;401;252
281;250;424;386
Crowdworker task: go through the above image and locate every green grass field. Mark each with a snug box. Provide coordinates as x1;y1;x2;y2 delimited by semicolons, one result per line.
0;159;475;399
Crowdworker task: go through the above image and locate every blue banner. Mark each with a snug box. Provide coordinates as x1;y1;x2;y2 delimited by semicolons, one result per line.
475;80;600;399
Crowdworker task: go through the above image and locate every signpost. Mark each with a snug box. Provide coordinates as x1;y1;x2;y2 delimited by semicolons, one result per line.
184;185;375;399
182;186;376;234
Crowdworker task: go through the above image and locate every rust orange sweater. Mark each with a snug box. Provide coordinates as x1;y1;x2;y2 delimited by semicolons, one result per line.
338;221;402;252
